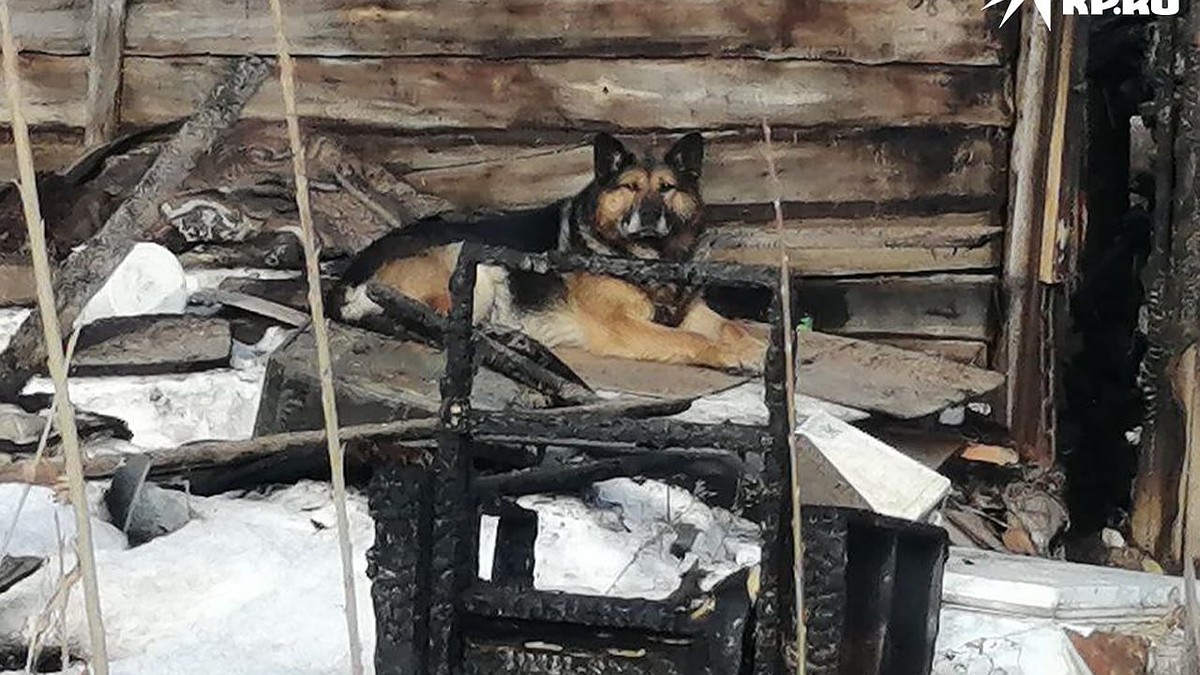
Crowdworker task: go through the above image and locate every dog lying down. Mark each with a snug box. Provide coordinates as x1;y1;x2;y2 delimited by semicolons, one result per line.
330;132;767;374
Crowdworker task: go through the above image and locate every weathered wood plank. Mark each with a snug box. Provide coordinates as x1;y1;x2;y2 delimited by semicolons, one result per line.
122;0;1002;65
116;55;1011;130
0;54;86;126
873;338;988;367
0;259;33;305
84;0;128;145
710;213;1003;274
780;0;1005;65
0;128;84;179
71;314;232;376
796;330;1003;419
9;0;88;54
375;129;1005;210
799;274;996;340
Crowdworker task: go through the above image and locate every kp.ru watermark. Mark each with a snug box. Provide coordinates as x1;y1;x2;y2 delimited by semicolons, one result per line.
985;0;1180;29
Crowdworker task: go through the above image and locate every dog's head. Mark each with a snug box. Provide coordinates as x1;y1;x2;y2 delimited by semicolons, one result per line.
583;132;705;259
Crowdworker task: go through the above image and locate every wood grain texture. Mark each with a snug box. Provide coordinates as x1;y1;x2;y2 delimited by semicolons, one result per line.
8;0;88;54
84;0;127;145
115;55;1010;130
362;128;1006;210
0;128;84;176
799;273;996;340
709;212;1003;275
0;54;86;125
779;0;1006;65
796;330;1003;419
119;0;1002;64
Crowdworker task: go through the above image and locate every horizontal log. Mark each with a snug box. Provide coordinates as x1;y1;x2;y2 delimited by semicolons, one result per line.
800;273;996;340
118;0;1001;65
0;129;83;178
381;128;1005;210
709;213;1003;275
780;0;1007;65
0;126;1005;217
119;55;1010;130
0;54;1010;130
9;0;88;54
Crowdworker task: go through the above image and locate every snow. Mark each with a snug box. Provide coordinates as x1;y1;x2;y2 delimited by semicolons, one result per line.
1;481;377;675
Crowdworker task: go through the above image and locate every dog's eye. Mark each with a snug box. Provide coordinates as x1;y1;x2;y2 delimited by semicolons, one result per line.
620;183;640;192
659;183;676;193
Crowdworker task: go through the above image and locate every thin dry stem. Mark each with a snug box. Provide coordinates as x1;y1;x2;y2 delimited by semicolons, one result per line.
0;1;109;670
761;120;806;675
266;2;365;673
0;326;82;560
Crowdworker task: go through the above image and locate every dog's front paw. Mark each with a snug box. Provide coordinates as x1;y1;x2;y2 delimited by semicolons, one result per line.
716;334;767;375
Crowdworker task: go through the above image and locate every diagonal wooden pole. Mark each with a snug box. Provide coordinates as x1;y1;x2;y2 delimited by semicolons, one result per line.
0;1;110;672
762;120;806;675
265;2;364;673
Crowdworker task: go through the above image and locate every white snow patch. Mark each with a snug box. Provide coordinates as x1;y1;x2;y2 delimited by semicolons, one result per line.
0;307;31;354
515;478;761;600
21;367;266;448
1;481;377;675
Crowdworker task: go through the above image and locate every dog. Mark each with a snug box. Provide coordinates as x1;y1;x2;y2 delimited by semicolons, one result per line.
330;132;766;373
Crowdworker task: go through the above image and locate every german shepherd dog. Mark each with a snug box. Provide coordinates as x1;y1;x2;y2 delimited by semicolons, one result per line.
330;132;766;373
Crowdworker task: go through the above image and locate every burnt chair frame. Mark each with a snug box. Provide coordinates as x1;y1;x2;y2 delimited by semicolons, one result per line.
365;242;946;675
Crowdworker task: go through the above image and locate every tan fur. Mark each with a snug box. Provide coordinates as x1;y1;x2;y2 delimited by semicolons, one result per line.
553;274;766;371
374;245;457;315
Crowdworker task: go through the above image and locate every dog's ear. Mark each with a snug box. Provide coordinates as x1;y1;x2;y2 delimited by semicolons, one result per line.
593;132;635;184
665;132;704;180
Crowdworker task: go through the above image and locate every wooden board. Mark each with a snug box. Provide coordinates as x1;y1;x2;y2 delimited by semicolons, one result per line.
0;126;1005;215
797;331;1003;418
800;274;996;340
0;129;84;179
118;0;1002;65
0;260;34;306
710;213;1003;275
9;0;89;54
874;338;988;367
0;54;1010;130
114;55;1009;130
376;129;1005;211
557;328;1000;419
781;0;1006;65
71;314;232;376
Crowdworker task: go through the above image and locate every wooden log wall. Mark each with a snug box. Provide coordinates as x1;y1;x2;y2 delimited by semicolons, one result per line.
0;0;1016;363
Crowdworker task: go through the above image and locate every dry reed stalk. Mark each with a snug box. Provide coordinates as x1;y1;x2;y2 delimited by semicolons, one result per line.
265;2;365;673
0;326;81;560
761;120;806;675
0;1;110;670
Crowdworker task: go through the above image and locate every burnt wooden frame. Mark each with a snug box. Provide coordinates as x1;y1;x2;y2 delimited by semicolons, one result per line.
365;243;950;674
367;243;796;674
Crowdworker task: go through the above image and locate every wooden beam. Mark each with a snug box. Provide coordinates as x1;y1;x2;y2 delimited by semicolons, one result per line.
997;7;1053;463
121;0;1003;65
83;0;126;146
0;53;1014;130
1171;344;1200;564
